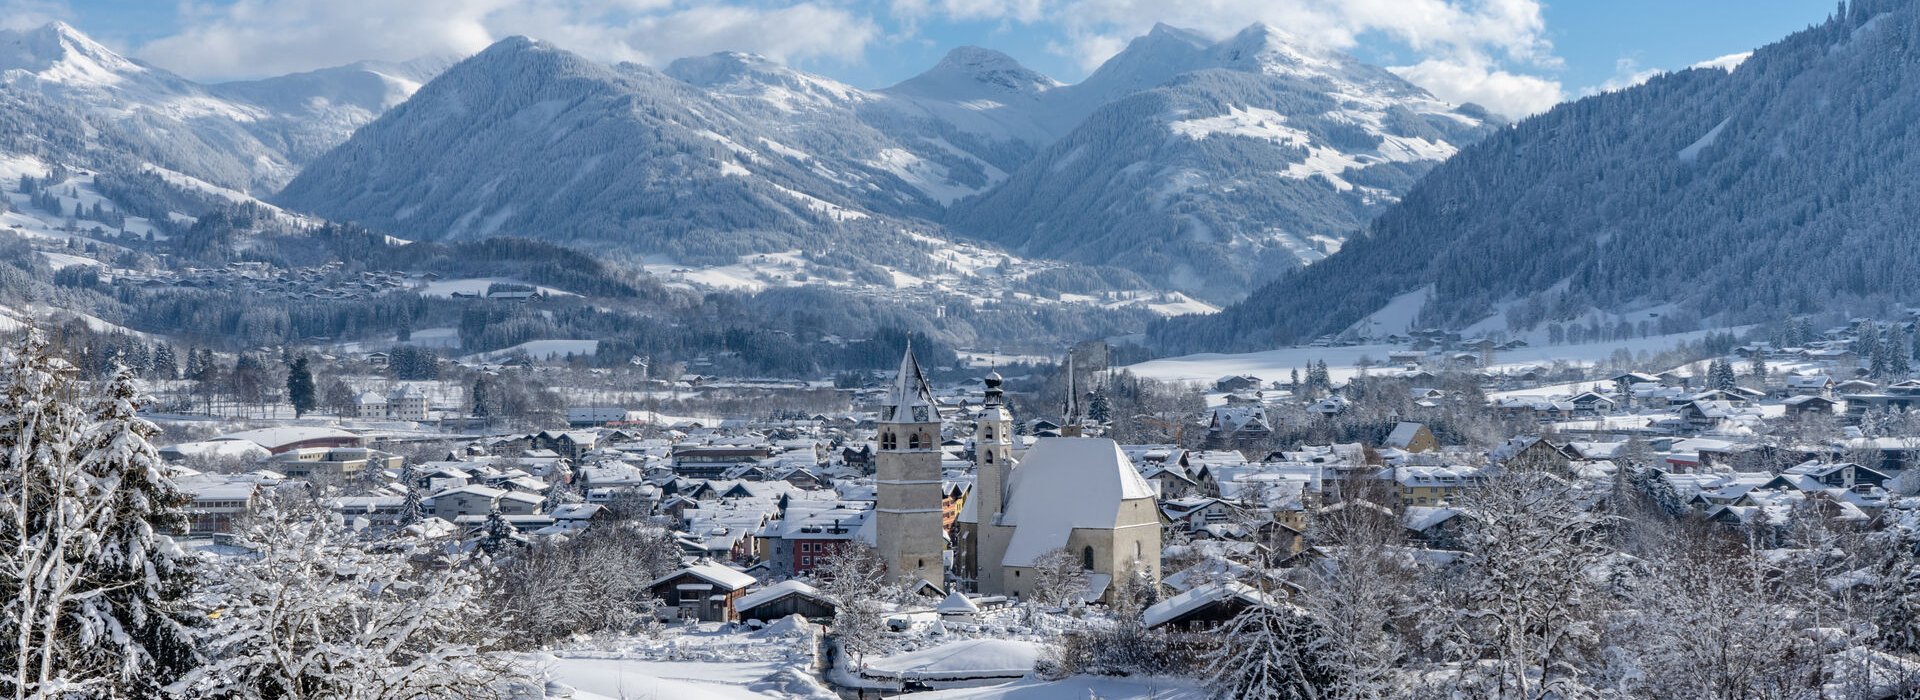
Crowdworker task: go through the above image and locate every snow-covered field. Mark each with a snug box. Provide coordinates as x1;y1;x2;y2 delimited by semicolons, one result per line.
1125;328;1738;385
468;339;599;362
413;278;578;298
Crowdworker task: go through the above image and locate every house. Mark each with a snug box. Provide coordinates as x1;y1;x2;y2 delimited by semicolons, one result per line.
671;445;773;478
1490;436;1571;473
1384;422;1437;453
734;580;836;623
1206;406;1272;445
1141;582;1284;631
1567;391;1617;417
648;562;757;623
1213;375;1264;393
1763;462;1890;492
1783;395;1839;416
1784;375;1834;397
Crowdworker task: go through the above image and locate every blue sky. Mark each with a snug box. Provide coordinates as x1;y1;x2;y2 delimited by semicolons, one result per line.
39;0;1835;117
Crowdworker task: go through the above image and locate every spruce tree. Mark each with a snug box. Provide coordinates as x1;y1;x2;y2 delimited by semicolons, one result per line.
74;366;198;694
285;356;316;418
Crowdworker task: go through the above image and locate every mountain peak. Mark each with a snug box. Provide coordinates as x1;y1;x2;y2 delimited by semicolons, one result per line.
1145;23;1213;48
0;20;145;82
885;45;1057;100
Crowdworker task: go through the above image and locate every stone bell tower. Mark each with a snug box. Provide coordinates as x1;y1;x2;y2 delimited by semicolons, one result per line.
972;371;1017;594
874;343;946;591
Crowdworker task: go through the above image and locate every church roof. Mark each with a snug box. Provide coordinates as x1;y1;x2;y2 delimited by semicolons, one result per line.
999;437;1156;568
882;343;938;423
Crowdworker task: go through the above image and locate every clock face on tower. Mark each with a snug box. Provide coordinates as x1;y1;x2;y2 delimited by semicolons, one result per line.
913;406;929;422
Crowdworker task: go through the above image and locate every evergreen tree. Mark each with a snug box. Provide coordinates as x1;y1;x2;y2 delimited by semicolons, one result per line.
285;355;316;418
470;377;492;419
480;509;516;556
151;344;177;381
74;366;198;694
1;334;193;696
1087;386;1112;423
1748;352;1768;383
1869;528;1920;655
1888;326;1913;377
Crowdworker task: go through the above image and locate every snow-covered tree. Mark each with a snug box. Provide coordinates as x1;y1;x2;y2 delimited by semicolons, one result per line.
1027;547;1090;618
1204;603;1345;700
486;523;678;649
2;334;196;698
171;495;518;699
1425;470;1611;699
818;543;896;668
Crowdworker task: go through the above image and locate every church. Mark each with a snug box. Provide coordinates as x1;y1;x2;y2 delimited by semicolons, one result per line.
952;371;1162;602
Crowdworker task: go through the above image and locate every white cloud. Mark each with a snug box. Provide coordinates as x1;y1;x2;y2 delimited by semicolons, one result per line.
890;0;1565;120
1390;57;1564;118
135;0;879;81
0;0;70;31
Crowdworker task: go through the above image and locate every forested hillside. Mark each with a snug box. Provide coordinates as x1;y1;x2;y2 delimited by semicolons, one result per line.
1154;0;1920;352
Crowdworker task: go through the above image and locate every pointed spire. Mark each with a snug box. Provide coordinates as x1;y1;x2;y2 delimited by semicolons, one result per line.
1062;349;1082;435
883;339;938;424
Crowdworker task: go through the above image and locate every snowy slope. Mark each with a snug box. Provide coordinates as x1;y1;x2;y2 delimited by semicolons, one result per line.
948;23;1497;302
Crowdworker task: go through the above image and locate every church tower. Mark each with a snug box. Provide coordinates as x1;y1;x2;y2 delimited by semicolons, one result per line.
972;371;1016;593
875;344;947;591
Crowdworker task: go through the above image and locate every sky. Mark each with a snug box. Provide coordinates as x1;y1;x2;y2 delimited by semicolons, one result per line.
18;0;1836;118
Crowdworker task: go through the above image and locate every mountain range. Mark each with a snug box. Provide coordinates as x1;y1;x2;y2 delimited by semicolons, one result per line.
0;22;448;194
1150;0;1920;353
272;23;1497;302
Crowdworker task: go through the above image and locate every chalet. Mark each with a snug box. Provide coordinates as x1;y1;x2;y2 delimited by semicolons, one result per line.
1567;391;1616;417
1142;582;1284;631
1762;462;1890;492
1783;395;1839;416
734;580;837;623
648;562;757;623
1213;375;1265;393
1206;406;1273;445
1784;375;1834;397
1490;436;1572;473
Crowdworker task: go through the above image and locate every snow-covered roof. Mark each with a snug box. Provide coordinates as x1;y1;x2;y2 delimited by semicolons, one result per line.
1141;582;1279;629
936;590;979;614
649;562;757;592
1385;421;1426;449
214;426;360;451
735;580;829;611
999;437;1156;568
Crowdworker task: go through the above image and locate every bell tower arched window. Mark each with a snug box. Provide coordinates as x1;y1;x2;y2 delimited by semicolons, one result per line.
1082;546;1095;570
881;431;897;450
908;434;922;450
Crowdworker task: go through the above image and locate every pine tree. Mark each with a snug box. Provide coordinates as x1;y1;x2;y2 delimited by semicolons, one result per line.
285;355;316;418
1748;352;1768;383
480;509;516;556
470;377;491;419
151;345;176;381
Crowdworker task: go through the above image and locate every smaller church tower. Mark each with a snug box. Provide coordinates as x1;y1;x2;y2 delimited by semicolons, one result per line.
874;344;947;591
971;371;1016;593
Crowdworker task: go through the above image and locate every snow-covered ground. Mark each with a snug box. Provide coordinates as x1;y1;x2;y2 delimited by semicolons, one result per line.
413;277;578;298
468;339;599;362
527;621;833;700
1125;328;1739;385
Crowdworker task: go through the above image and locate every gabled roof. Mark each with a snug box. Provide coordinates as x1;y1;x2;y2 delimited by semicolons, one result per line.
735;580;831;611
999;438;1156;568
649;561;757;592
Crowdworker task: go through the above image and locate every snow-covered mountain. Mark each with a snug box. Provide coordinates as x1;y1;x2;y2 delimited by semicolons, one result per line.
947;24;1497;301
209;56;455;166
0;22;436;194
275;23;1494;305
1153;0;1920;352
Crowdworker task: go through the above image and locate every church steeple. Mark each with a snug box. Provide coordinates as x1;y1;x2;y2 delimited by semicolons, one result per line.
1061;350;1083;437
882;340;938;425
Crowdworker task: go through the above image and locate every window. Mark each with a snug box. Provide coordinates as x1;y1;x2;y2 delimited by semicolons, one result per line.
985;452;993;464
908;434;922;449
801;556;811;567
1082;546;1095;570
984;428;994;440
